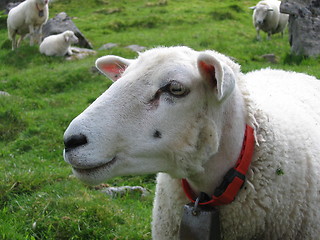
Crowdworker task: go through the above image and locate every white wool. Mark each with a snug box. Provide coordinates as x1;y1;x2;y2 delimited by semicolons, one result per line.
216;69;320;239
63;46;320;239
7;0;49;50
250;0;289;40
39;30;79;56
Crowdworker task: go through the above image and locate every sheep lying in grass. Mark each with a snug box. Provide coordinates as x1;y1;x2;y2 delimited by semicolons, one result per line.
250;0;288;40
7;0;49;50
39;30;79;56
63;46;320;239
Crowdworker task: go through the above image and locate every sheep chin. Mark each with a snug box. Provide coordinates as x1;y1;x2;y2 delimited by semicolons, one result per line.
71;157;117;185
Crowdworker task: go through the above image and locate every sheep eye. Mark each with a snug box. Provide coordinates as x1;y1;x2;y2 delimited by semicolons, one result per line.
151;81;189;104
168;81;188;97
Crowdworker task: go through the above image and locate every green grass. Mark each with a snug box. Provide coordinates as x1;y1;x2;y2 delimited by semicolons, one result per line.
1;0;320;239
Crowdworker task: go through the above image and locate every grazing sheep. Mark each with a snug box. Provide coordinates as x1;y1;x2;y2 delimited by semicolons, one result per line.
39;30;79;56
63;46;320;239
250;0;288;40
7;0;49;50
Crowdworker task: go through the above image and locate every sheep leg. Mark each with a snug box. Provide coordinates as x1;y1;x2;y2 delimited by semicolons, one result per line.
11;33;17;50
267;32;272;40
67;47;73;56
256;28;261;41
28;25;35;46
16;35;25;48
8;27;18;50
35;25;43;45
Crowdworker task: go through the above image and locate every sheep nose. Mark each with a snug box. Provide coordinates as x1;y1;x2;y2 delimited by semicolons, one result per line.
64;134;88;151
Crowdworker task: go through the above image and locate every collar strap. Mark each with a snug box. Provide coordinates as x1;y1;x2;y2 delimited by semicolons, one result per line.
182;125;255;206
36;3;44;11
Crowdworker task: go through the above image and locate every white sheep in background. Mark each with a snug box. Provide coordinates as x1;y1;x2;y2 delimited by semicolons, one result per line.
39;30;79;56
7;0;49;50
250;0;288;40
63;46;320;239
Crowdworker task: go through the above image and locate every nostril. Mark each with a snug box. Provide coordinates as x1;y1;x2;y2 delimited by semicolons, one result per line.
64;134;88;150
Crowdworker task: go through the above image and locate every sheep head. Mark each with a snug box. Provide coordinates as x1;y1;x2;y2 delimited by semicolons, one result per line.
63;46;238;185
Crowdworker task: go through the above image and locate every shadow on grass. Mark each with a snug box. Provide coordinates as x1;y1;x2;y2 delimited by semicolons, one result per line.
0;96;27;141
283;53;308;65
1;40;65;68
4;48;41;68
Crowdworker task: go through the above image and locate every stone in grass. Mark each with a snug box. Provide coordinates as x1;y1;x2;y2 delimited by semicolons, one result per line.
261;53;278;64
0;91;10;96
65;47;97;61
125;44;147;52
98;43;118;50
101;186;150;198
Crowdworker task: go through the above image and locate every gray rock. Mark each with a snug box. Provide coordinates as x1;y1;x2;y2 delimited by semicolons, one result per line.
65;47;97;61
125;44;147;52
42;12;93;49
280;0;320;57
99;43;118;50
101;186;150;198
0;91;10;96
5;2;21;13
261;54;278;63
1;0;20;12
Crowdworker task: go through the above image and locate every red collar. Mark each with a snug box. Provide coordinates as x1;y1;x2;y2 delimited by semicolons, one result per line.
182;125;255;206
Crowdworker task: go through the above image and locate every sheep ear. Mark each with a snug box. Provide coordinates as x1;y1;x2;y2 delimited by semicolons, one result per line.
95;56;133;81
197;53;235;102
249;6;256;10
64;35;69;42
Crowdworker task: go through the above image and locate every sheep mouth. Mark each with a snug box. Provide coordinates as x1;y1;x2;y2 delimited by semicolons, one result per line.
72;157;117;174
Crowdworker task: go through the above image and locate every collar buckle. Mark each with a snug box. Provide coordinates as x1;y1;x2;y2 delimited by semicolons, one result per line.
213;168;245;197
181;125;255;206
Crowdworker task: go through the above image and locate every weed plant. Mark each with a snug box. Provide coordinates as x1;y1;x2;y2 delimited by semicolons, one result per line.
0;0;319;239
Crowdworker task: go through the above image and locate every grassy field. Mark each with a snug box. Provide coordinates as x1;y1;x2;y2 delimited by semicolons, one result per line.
0;0;319;239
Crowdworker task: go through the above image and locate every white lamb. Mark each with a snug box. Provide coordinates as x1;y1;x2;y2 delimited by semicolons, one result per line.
7;0;49;50
63;46;320;239
39;30;79;56
250;0;289;40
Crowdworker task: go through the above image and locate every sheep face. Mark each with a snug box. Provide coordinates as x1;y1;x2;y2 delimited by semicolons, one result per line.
253;4;273;27
63;47;237;185
64;31;78;44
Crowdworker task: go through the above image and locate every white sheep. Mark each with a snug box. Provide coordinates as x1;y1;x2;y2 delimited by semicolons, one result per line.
63;46;320;239
250;0;289;40
7;0;49;50
39;30;79;56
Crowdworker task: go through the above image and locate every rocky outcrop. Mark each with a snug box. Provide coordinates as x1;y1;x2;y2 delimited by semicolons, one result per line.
1;0;20;12
280;0;320;56
4;1;21;13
